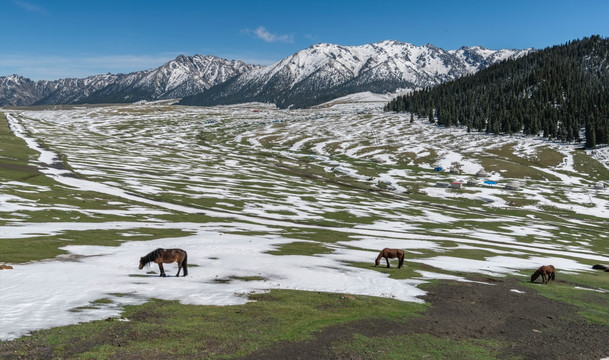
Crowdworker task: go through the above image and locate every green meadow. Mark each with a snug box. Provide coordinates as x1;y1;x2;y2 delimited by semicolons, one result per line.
1;106;608;359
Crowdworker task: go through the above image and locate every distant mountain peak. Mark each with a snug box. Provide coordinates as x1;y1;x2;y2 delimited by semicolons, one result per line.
0;54;260;106
180;40;531;109
1;41;530;107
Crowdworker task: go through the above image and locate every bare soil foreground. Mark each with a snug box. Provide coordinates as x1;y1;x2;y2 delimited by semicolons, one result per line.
2;276;608;359
239;276;609;360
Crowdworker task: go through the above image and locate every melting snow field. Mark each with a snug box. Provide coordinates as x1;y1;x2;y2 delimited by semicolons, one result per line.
1;102;608;340
0;226;425;340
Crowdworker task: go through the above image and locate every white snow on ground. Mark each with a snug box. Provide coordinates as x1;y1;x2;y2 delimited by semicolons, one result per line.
0;229;425;340
1;104;608;341
410;255;590;276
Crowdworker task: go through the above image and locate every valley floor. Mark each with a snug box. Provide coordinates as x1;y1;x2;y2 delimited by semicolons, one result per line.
0;102;608;358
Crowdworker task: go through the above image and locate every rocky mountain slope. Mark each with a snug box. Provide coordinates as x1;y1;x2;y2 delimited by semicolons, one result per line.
180;40;532;108
0;55;259;106
1;41;531;108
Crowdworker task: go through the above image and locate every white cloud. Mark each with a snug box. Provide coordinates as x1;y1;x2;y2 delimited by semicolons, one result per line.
14;1;47;14
246;26;294;43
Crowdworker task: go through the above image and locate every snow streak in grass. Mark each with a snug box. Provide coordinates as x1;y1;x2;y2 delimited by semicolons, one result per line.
1;102;608;340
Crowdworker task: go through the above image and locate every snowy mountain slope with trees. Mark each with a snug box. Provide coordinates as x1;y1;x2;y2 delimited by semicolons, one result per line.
385;36;609;148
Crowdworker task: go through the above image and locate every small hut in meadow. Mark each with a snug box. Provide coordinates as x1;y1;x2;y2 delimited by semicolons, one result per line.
466;178;479;186
504;181;520;190
449;167;461;174
476;169;488;178
594;182;606;190
450;181;463;189
436;182;450;188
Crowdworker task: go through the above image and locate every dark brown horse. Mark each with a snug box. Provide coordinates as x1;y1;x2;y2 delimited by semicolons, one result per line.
530;265;555;284
139;248;188;277
375;248;404;269
592;264;609;272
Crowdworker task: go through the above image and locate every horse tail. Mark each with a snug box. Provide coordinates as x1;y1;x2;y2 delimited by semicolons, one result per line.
182;251;188;276
398;253;404;269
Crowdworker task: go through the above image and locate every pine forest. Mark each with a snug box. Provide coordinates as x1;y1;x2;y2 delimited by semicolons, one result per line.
385;36;609;149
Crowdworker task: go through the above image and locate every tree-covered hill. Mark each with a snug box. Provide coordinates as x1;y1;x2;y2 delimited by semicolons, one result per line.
385;36;609;148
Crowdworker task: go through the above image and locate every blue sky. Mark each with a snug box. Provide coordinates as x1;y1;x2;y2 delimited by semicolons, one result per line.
1;0;608;81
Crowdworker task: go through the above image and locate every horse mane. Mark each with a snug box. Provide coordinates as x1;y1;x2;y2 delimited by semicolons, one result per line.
140;248;164;267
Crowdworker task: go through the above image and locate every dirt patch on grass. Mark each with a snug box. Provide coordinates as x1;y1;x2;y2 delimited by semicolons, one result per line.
237;276;609;360
2;277;608;359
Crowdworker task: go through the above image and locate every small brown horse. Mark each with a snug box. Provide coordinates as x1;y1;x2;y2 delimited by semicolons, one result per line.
375;248;404;269
530;265;555;284
592;264;609;272
139;248;188;277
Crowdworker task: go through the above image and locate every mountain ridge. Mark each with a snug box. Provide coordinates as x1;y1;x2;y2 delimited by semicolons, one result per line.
0;55;259;106
1;41;531;107
179;40;531;108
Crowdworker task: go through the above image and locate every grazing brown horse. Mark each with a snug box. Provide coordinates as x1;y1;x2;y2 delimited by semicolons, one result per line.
139;248;188;277
375;248;404;269
530;265;555;284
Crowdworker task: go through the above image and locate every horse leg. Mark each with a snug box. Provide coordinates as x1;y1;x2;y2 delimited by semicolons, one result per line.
541;273;547;284
176;262;182;277
385;257;390;268
158;263;166;277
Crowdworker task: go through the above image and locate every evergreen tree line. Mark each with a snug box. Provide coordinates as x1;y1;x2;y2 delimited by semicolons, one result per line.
384;36;609;148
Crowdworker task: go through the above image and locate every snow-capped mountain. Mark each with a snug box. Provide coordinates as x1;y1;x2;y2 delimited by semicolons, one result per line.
77;55;259;104
180;41;532;108
35;74;122;105
1;41;532;108
0;75;53;106
0;55;259;106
